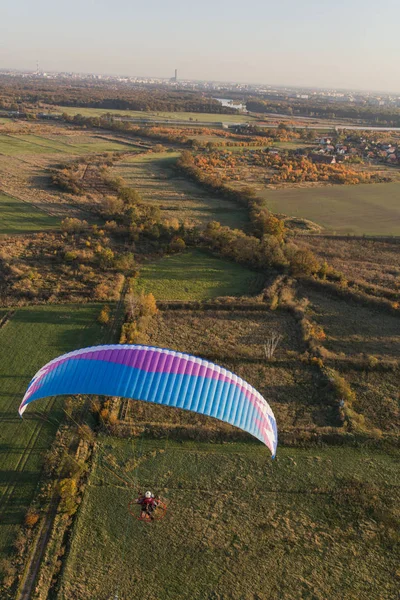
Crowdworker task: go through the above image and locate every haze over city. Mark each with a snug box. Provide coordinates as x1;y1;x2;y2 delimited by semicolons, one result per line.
1;0;400;93
1;1;400;599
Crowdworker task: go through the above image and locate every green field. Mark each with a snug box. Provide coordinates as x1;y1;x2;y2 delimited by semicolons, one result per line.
228;141;314;154
136;250;263;301
0;305;104;559
51;106;255;123
58;438;400;600
115;152;248;229
271;141;315;150
0;134;136;156
261;182;400;235
0;192;59;234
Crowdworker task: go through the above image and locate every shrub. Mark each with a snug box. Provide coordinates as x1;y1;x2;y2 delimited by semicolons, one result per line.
285;245;320;276
0;558;16;588
58;478;78;515
169;237;186;253
114;252;135;272
139;292;158;317
61;217;88;233
98;305;110;325
25;508;40;528
93;282;111;300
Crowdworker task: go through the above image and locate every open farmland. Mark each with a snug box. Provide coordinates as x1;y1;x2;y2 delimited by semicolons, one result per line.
146;307;338;430
0;192;59;234
58;438;400;600
260;182;400;235
345;368;400;433
49;106;255;123
303;285;400;360
295;236;400;291
0;133;137;156
114;152;248;228
0;128;141;220
299;284;400;432
136;251;264;302
0;305;105;560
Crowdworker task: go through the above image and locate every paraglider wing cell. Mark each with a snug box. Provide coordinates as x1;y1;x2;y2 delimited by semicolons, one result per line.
19;345;278;456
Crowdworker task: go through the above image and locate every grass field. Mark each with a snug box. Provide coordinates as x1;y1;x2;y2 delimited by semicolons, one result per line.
227;142;314;154
136;251;264;301
296;236;400;290
260;182;400;235
304;286;400;360
146;307;338;430
50;106;255;123
114;152;248;229
0;134;136;156
58;438;400;600
0;192;59;234
0;305;105;560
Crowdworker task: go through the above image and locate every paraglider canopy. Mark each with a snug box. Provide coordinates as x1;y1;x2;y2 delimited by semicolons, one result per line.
19;344;278;457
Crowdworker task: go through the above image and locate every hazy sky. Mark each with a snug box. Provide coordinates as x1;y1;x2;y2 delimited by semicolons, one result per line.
1;0;400;92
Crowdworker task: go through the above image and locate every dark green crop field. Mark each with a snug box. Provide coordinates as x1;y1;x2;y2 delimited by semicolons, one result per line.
0;305;104;559
136;250;264;301
0;192;59;234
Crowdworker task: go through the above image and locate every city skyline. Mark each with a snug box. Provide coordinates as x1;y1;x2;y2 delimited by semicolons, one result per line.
2;66;400;97
1;0;400;94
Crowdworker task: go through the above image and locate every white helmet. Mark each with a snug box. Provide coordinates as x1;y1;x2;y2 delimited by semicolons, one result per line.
145;491;152;498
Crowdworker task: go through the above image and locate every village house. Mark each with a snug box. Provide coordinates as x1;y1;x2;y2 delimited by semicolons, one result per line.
317;137;332;145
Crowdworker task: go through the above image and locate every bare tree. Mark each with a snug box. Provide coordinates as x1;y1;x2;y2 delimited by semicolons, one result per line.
125;292;140;317
263;332;283;360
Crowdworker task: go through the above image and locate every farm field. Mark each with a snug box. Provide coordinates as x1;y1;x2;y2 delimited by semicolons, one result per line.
0;129;141;221
295;236;400;290
58;438;400;600
226;141;314;153
270;141;315;150
0;304;104;560
260;182;400;235
136;250;264;301
49;106;255;123
0;133;136;156
146;306;338;430
303;285;400;360
0;192;59;234
114;152;248;229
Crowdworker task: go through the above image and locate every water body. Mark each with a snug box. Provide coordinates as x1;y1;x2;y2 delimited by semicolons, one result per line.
214;98;248;112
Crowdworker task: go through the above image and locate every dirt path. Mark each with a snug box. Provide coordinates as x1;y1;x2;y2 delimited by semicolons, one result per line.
17;497;58;600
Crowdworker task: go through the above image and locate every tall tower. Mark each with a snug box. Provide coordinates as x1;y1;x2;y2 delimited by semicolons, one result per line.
174;69;178;82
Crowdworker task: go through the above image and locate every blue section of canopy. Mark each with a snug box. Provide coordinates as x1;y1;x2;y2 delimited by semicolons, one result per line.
19;345;277;456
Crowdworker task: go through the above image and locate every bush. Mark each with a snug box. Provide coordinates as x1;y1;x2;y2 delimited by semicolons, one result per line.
58;478;78;515
98;305;110;325
0;558;16;588
61;217;88;233
25;508;40;528
285;245;320;276
139;292;158;317
169;237;186;253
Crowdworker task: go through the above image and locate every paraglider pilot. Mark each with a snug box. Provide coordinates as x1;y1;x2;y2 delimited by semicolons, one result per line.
136;491;158;520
